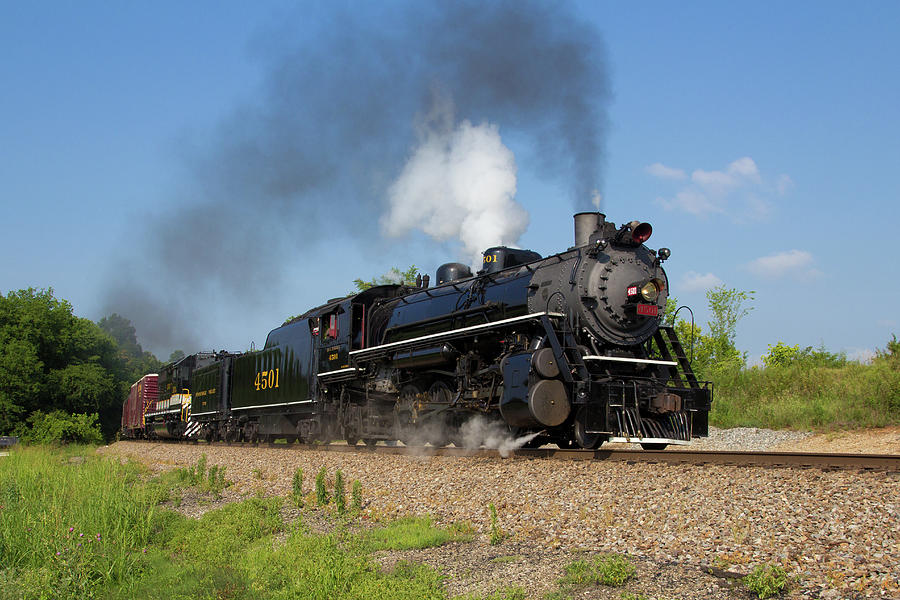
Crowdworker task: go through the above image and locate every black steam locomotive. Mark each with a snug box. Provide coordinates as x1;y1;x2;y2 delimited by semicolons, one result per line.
126;213;711;450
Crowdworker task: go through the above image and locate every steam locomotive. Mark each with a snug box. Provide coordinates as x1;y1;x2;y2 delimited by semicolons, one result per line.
122;213;711;450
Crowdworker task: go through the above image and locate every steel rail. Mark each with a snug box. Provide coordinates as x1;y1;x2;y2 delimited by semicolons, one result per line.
139;439;899;471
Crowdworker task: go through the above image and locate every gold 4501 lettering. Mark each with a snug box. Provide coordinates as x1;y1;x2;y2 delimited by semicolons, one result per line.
254;369;280;391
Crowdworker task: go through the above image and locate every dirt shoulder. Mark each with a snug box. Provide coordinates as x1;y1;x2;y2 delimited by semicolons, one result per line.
769;426;900;454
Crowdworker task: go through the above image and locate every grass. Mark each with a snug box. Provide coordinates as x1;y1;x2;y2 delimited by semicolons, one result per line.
558;554;636;587
709;361;900;430
361;515;473;551
0;445;476;600
0;445;159;598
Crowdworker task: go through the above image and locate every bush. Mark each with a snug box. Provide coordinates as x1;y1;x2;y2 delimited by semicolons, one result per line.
762;342;846;369
744;564;789;598
18;411;103;445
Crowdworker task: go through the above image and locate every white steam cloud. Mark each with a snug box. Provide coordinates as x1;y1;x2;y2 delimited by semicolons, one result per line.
382;98;529;266
459;415;540;457
399;415;541;458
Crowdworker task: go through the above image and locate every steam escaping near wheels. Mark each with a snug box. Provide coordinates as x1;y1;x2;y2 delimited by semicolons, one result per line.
395;415;538;458
458;415;541;458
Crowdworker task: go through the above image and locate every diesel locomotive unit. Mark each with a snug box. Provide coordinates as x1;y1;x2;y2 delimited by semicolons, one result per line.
122;213;712;450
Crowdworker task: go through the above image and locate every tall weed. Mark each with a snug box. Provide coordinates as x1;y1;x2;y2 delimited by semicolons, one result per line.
292;467;304;507
316;466;329;506
334;469;346;515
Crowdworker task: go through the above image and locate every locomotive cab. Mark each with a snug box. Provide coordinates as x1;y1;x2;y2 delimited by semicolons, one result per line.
317;302;352;374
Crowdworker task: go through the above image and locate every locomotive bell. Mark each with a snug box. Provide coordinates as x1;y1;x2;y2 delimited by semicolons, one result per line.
631;222;652;244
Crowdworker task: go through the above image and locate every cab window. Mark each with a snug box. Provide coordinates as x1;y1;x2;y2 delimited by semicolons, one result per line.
326;314;338;340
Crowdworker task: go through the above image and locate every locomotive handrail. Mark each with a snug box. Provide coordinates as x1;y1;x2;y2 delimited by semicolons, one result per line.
350;312;565;360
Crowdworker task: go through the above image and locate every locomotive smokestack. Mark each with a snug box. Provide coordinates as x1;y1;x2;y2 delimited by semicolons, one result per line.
574;212;604;247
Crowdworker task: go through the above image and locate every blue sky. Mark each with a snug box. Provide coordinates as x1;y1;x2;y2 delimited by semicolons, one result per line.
2;1;898;363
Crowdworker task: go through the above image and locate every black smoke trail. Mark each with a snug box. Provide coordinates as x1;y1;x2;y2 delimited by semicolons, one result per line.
103;0;611;354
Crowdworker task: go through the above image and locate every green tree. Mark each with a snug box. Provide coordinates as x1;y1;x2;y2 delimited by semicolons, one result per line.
0;288;134;439
661;295;679;327
672;319;715;378
97;313;162;381
169;350;185;363
353;265;419;291
658;289;752;379
705;285;755;370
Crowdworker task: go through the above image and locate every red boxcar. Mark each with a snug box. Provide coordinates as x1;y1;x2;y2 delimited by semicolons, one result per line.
121;374;158;438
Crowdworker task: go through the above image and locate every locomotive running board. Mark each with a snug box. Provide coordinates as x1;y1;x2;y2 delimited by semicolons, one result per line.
582;355;678;366
317;367;363;382
349;312;565;361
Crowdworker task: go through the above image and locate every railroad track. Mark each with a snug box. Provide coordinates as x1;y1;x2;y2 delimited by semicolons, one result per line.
145;439;899;471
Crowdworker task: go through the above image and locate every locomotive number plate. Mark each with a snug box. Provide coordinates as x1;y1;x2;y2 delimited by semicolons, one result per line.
637;304;658;316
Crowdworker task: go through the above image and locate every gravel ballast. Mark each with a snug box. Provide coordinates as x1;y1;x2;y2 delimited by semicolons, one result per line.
102;430;900;599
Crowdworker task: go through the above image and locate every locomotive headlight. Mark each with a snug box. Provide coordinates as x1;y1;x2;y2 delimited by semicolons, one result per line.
640;281;660;302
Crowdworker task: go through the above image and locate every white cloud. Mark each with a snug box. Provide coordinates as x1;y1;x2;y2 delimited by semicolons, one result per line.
745;194;773;219
680;271;723;292
656;189;725;216
645;162;686;180
746;249;819;279
776;174;794;195
691;156;760;192
727;157;761;180
651;156;780;220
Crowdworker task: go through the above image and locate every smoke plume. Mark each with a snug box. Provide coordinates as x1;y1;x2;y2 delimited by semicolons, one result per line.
103;1;611;353
383;91;528;266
